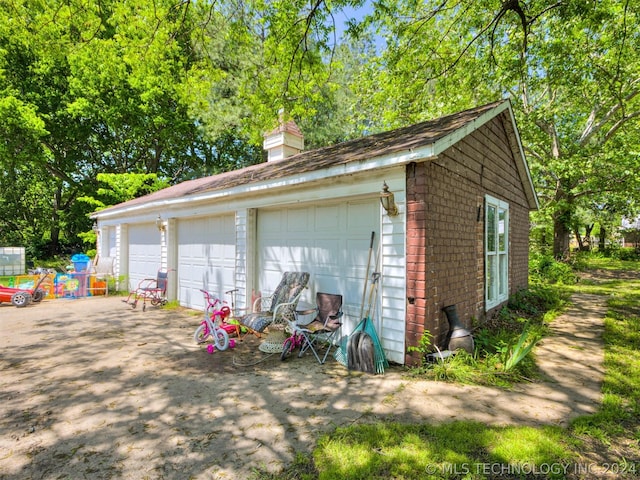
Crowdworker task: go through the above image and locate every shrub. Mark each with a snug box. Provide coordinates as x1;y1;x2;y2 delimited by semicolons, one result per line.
408;285;566;386
611;246;640;261
529;253;578;284
503;326;541;372
508;284;567;318
406;330;434;368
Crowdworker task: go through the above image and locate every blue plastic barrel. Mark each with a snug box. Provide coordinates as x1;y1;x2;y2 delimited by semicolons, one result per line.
71;253;90;273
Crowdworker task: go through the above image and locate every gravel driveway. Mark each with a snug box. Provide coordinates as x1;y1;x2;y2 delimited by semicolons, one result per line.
0;294;604;479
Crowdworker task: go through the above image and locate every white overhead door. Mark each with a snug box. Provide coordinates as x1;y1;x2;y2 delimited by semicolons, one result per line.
257;199;379;323
177;215;236;310
128;224;162;290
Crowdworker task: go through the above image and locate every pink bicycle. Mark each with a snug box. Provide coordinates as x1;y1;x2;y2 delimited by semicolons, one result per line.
280;328;308;361
194;289;231;351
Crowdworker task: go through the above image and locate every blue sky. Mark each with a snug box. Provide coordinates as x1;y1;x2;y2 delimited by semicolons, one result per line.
331;1;386;51
332;2;375;40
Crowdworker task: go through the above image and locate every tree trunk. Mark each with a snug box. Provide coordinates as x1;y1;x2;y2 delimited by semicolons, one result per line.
553;187;572;259
573;228;584;251
554;216;571;259
598;226;607;251
552;180;576;259
584;224;594;251
48;185;63;257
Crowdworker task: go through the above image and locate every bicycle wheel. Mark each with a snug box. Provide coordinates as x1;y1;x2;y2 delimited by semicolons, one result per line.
194;324;209;344
280;338;293;361
213;328;230;351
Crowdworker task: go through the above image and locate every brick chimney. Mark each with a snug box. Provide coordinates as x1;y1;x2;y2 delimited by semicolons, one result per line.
263;109;304;161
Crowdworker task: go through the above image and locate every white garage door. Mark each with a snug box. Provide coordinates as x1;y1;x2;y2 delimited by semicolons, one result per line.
177;215;236;310
128;223;162;290
257;199;379;322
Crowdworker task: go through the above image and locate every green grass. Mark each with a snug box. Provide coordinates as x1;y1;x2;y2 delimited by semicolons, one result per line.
260;422;577;480
253;256;640;479
568;269;640;446
311;422;574;480
575;254;640;272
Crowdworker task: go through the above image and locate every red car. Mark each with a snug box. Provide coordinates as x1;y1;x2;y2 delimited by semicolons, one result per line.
0;285;33;307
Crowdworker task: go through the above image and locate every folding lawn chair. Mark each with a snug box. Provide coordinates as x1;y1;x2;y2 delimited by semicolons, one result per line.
294;292;343;364
123;269;170;311
238;271;310;337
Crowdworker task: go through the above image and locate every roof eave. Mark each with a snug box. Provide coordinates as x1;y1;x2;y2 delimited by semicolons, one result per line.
502;103;539;210
429;100;538;210
93;100;539;219
93;144;437;220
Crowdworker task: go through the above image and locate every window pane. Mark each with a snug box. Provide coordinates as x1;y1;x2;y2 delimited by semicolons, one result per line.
487;255;496;301
498;209;506;251
485;195;509;310
499;254;507;296
487;205;496;253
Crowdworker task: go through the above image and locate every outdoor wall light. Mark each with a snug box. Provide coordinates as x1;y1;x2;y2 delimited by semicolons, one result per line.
156;215;166;232
380;181;399;216
92;221;99;234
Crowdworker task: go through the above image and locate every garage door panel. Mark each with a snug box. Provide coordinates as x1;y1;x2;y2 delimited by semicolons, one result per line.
315;205;341;229
261;245;288;267
347;202;376;229
178;215;235;310
257;199;378;313
260;211;284;233
287;208;311;231
128;224;162;289
310;242;342;273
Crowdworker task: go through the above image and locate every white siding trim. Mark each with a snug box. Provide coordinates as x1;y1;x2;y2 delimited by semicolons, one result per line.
166;218;178;301
379;174;406;365
117;224;127;291
234;209;255;311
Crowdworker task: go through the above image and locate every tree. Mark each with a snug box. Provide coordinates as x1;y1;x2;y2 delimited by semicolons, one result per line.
349;0;640;258
1;0;359;257
0;0;237;256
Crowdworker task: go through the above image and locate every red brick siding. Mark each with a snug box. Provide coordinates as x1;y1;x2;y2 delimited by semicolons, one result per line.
405;113;531;364
405;162;428;365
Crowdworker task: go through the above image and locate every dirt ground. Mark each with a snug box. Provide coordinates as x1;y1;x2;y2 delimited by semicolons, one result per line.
0;290;607;479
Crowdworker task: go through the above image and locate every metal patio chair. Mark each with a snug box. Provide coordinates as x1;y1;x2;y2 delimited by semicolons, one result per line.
238;271;310;337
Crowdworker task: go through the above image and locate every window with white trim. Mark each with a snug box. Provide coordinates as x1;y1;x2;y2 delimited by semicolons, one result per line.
485;195;509;310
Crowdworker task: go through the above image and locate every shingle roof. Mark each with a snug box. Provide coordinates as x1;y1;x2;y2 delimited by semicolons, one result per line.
97;100;519;215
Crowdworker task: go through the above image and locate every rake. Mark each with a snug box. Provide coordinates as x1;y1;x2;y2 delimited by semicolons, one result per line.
334;334;349;367
335;233;388;373
334;272;388;374
334;321;388;373
361;272;388;374
336;231;375;368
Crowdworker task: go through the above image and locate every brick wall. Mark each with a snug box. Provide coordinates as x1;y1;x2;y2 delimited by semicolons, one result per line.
405;162;428;365
405;113;531;364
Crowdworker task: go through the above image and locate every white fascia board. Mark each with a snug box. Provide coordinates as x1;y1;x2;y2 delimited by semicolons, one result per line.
504;105;540;210
431;100;510;156
430;100;539;210
96;144;435;221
